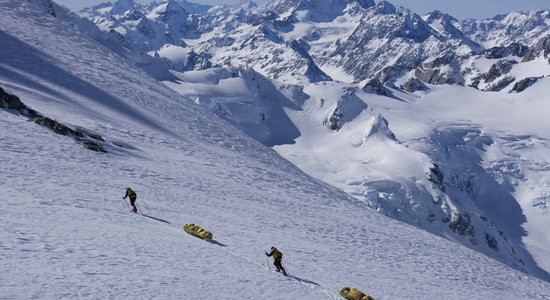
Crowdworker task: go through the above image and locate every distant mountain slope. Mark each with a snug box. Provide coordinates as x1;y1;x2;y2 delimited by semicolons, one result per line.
461;9;550;48
80;0;550;87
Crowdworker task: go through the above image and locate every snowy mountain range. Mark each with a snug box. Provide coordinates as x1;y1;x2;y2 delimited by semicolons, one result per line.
79;0;550;86
2;0;550;298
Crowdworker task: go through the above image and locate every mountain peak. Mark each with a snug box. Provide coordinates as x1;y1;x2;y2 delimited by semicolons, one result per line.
271;0;369;22
424;9;457;22
364;113;397;142
235;0;258;10
355;0;375;9
176;0;212;14
147;0;188;23
80;0;140;17
373;1;397;15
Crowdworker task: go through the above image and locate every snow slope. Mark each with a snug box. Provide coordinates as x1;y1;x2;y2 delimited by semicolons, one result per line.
3;1;550;299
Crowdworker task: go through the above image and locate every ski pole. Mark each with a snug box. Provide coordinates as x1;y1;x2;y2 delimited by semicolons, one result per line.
265;252;271;271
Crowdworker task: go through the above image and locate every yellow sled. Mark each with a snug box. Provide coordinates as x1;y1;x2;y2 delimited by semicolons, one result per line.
183;223;213;241
339;286;374;300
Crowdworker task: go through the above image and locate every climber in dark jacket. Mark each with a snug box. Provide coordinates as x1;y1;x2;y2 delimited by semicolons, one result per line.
123;187;138;213
265;246;287;276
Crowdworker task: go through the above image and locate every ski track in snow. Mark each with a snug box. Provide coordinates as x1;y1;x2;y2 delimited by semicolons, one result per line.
1;1;550;299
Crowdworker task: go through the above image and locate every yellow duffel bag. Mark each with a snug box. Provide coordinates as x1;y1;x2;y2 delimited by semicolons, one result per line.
339;286;374;300
183;223;213;241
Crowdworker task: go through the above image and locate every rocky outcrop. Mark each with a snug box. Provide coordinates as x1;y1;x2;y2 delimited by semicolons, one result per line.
326;88;368;131
483;76;516;92
509;77;540;93
522;36;550;62
483;43;529;59
0;87;107;152
289;39;332;83
401;78;429;92
449;213;476;244
483;59;516;83
28;0;56;17
415;53;464;85
362;79;391;95
363;113;397;141
376;65;406;85
429;163;445;192
328;108;344;131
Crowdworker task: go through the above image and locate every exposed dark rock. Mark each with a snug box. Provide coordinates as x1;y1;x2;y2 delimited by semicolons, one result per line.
522;36;550;62
469;76;481;89
509;77;540;93
365;113;397;141
401;78;428;92
76;137;106;152
449;213;476;244
28;0;57;17
178;51;213;71
485;233;499;251
362;78;391;95
326;88;368;131
483;76;516;92
429;163;445;192
376;65;405;84
328;108;343;131
1;86;107;153
483;43;529;59
415;53;464;85
289;39;332;82
0;87;26;111
35;116;72;135
0;87;40;118
76;128;106;141
483;59;516;83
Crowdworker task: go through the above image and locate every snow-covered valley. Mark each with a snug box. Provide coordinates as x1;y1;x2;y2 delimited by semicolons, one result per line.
2;0;550;299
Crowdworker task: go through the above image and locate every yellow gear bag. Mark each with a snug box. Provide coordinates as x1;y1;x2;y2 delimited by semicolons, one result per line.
183;223;213;241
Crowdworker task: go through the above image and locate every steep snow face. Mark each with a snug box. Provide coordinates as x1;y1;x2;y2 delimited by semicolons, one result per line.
165;67;302;146
462;9;550;48
7;1;550;299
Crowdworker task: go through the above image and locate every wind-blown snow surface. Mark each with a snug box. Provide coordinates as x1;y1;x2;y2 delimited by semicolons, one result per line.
2;1;550;299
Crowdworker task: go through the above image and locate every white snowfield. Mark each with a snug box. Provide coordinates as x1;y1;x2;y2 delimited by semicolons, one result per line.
2;1;550;300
